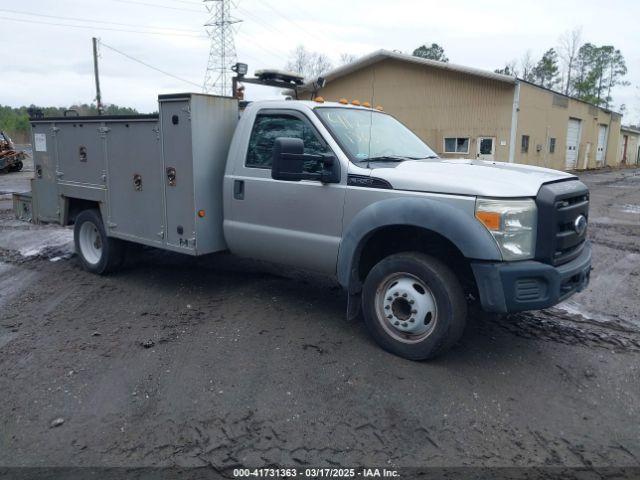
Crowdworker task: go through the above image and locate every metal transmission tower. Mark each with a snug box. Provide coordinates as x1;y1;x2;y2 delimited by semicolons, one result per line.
202;0;241;96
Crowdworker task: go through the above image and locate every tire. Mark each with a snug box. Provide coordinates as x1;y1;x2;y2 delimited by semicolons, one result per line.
73;209;125;274
361;252;467;361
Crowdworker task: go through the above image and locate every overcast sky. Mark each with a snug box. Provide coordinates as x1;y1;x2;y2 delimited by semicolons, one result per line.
2;0;639;123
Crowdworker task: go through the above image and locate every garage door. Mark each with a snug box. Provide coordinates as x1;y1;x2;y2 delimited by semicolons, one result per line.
596;125;607;165
565;118;581;170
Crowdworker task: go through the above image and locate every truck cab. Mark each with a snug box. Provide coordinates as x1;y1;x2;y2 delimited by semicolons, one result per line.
222;99;591;359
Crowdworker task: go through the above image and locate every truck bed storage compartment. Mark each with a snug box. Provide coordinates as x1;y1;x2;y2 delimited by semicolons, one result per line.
158;94;238;254
106;120;164;247
29;94;238;255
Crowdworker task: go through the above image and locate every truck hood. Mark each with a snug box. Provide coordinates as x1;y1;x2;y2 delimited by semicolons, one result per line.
371;159;575;197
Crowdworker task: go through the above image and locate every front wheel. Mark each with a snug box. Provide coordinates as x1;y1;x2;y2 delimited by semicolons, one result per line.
74;209;124;274
361;252;467;360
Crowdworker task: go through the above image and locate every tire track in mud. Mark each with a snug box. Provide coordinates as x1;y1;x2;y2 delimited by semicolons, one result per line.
488;308;640;352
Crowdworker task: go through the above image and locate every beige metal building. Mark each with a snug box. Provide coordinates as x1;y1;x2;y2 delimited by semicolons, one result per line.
300;50;623;171
619;126;640;166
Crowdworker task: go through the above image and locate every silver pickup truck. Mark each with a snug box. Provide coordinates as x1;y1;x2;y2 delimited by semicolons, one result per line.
26;93;591;360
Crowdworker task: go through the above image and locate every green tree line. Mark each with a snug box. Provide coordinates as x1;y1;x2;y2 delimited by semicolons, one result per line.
410;30;630;112
0;103;140;142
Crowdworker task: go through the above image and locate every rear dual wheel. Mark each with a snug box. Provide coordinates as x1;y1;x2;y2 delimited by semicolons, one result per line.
362;252;467;361
74;209;125;274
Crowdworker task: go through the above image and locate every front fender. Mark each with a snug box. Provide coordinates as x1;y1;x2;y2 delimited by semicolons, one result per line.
337;196;502;290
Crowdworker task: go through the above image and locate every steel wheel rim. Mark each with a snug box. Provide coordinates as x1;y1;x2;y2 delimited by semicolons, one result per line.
79;222;102;265
374;272;438;344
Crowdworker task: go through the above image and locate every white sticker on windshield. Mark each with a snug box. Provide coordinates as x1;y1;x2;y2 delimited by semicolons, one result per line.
34;133;47;152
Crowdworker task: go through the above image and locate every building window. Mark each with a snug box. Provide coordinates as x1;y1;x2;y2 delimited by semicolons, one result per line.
444;137;470;154
549;137;556;154
521;135;530;153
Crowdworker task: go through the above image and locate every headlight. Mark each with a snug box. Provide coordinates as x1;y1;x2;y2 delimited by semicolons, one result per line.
475;198;537;261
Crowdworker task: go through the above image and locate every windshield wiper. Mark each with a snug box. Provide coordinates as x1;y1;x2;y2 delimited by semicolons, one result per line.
363;155;411;163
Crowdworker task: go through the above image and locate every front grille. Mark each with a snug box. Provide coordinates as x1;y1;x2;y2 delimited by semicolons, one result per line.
536;180;589;266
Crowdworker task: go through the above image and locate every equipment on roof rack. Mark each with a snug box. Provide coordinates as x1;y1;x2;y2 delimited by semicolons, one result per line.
231;63;309;100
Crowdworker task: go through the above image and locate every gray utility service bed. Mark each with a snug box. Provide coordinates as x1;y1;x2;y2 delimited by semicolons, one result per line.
29;93;238;255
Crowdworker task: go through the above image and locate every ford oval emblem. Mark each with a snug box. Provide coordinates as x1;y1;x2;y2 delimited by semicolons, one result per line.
574;215;587;236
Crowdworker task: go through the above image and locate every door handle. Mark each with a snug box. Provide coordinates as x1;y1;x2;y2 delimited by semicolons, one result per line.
233;180;244;200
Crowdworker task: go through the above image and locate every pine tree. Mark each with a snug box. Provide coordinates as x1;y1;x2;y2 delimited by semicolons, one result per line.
412;44;449;63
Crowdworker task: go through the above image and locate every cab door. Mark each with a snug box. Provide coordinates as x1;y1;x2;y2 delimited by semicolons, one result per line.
224;109;347;274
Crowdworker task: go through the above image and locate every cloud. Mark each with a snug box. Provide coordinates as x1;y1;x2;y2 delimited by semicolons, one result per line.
0;0;637;116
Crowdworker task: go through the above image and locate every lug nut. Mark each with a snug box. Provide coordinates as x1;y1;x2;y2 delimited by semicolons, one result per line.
387;314;393;319
402;322;408;327
394;321;400;326
402;293;407;297
409;300;415;304
385;305;390;310
387;296;392;301
410;319;415;323
411;309;417;314
394;292;399;297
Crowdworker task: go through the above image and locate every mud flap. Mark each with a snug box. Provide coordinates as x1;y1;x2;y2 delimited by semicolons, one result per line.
346;292;362;322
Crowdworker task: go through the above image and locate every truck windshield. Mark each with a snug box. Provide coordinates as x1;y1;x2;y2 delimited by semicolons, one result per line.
314;107;438;164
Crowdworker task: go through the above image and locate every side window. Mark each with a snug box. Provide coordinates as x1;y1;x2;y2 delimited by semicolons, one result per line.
246;113;329;172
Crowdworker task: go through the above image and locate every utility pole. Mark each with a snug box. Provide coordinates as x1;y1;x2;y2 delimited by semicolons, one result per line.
203;0;241;96
92;37;104;115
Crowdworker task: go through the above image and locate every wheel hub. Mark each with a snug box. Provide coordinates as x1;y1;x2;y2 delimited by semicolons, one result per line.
378;274;437;338
79;222;103;265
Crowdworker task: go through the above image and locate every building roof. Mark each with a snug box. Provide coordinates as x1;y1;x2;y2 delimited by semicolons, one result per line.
297;49;622;117
622;125;640;134
297;49;516;92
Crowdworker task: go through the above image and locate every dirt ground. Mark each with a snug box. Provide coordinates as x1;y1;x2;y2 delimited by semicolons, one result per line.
0;158;639;473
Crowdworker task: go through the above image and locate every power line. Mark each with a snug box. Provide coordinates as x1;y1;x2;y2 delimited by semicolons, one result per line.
109;0;203;13
0;7;201;32
157;0;203;5
259;1;328;45
100;41;202;88
0;15;207;38
235;30;288;62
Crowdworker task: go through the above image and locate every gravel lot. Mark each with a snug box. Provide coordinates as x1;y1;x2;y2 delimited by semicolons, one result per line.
0;158;639;473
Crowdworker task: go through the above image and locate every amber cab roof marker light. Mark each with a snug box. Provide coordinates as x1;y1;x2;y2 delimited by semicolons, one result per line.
313;96;325;103
351;99;361;106
338;98;348;104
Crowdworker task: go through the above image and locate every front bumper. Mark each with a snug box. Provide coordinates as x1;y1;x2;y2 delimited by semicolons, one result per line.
471;241;592;313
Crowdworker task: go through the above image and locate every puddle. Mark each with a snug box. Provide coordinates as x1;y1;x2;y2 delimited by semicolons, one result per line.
620;204;640;214
555;300;639;333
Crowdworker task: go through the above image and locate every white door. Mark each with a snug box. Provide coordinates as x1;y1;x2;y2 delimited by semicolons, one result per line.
565;118;581;170
476;137;495;161
596;124;607;165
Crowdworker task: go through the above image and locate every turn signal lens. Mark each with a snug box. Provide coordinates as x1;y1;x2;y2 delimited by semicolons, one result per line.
475;211;501;231
475;198;537;261
198;209;206;218
338;98;348;104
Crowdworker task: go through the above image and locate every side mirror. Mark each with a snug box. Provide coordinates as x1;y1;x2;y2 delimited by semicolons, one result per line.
271;137;305;181
271;137;340;183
